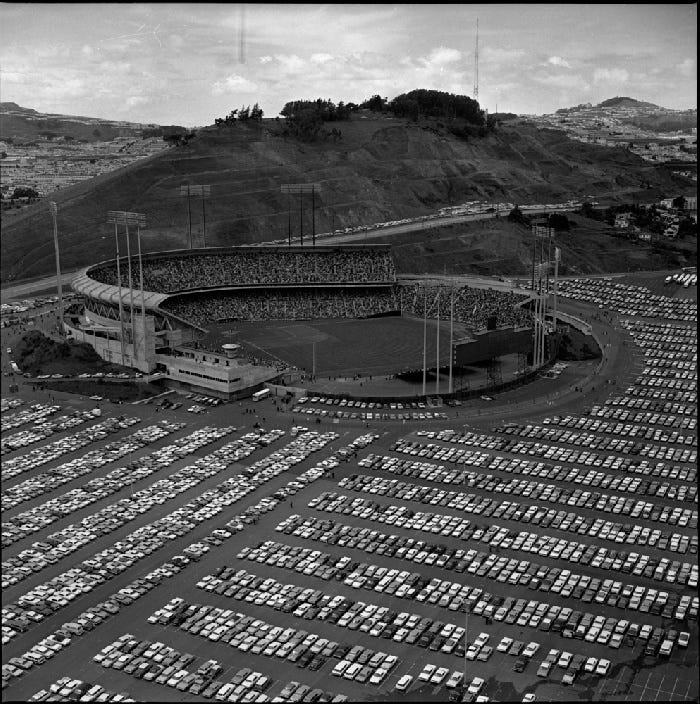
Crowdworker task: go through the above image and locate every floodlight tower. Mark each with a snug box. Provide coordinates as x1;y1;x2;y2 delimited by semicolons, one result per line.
107;211;146;364
49;202;63;332
181;185;211;248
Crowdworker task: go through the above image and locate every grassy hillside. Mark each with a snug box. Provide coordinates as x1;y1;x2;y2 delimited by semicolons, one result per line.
0;114;690;283
371;215;696;277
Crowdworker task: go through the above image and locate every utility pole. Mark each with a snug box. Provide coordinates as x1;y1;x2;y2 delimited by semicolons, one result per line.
422;289;427;396
49;202;63;333
474;17;479;103
435;288;441;395
448;282;454;394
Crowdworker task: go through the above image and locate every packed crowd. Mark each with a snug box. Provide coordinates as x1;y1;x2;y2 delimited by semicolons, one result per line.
89;249;396;293
162;289;400;325
399;284;532;330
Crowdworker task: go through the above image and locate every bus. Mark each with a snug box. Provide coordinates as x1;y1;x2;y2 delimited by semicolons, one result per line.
252;388;271;402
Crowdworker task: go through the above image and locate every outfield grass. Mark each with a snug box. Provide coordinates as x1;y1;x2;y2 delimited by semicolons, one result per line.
204;317;456;378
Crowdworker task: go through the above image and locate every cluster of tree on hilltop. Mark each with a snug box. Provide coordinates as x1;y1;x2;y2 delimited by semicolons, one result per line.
279;99;356;142
361;89;483;125
214;103;265;127
210;88;490;142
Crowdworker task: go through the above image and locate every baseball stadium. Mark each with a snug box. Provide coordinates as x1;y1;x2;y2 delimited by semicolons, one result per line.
67;244;540;399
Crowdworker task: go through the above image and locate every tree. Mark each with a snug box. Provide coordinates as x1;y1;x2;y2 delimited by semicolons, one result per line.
11;186;39;199
672;195;687;210
548;213;570;231
363;95;387;112
250;103;264;121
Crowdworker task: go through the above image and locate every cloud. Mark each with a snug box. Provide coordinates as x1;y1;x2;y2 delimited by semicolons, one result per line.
310;53;334;64
211;74;258;95
423;46;462;66
547;56;571;68
126;96;149;108
677;58;695;77
593;67;629;84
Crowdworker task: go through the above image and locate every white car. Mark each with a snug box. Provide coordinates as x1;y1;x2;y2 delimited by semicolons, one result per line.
430;667;449;685
395;674;413;691
446;671;464;688
595;659;611;676
418;664;436;681
468;677;485;695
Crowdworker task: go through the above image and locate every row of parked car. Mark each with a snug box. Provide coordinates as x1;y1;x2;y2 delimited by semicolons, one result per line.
307;491;699;599
2;424;235;548
30;677;134;702
2;443;343;687
158;593;392;695
2;409;112;478
332;471;696;556
96;634;281;702
556;279;697;321
497;421;696;457
365;445;697;513
1;419;180;515
1;408;106;455
0;397;23;412
601;394;695;423
543;411;697;441
1;402;60;431
278;513;699;620
407;430;696;490
293;399;448;422
236;537;691;656
411;428;696;487
2;427;311;642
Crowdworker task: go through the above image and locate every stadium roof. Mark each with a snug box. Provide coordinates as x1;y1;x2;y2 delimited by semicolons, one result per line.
71;269;168;311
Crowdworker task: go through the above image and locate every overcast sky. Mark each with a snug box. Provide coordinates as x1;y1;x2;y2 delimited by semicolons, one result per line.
1;3;696;126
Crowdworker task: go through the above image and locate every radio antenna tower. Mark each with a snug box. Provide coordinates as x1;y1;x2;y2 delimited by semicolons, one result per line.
473;17;479;102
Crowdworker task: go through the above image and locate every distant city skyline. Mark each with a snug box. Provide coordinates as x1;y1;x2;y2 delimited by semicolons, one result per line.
1;3;696;126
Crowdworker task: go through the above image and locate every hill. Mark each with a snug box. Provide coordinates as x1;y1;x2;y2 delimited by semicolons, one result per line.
0;114;691;283
598;96;659;109
0;102;159;143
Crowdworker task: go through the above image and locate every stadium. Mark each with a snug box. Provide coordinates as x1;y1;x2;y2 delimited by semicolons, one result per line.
68;244;540;399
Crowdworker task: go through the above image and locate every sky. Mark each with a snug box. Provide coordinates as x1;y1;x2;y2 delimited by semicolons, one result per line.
0;3;696;126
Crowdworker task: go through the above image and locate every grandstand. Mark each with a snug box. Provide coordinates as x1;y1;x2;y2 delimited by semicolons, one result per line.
68;244;534;398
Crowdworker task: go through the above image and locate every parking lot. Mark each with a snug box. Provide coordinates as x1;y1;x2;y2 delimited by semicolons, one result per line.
1;283;698;703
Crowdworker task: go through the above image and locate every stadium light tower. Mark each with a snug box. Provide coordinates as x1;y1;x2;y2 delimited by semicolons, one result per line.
281;184;321;245
48;202;64;332
108;211;146;364
181;185;211;248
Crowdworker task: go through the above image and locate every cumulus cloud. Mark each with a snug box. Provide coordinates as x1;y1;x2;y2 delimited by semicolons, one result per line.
423;46;462;66
593;67;629;84
211;74;258;95
547;56;571;68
